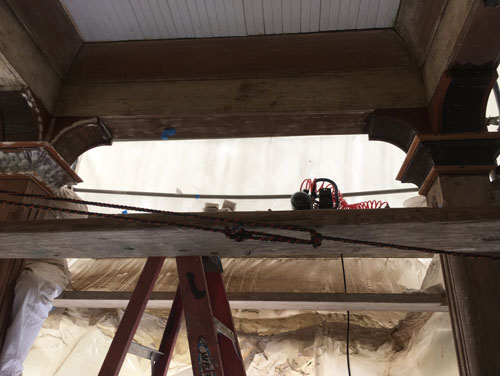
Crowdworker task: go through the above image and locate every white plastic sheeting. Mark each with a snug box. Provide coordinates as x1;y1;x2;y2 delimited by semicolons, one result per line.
22;255;459;375
23;309;457;376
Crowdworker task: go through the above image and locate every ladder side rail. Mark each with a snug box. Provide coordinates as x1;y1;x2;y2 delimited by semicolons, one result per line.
205;271;247;376
176;256;225;376
99;256;166;376
154;286;184;376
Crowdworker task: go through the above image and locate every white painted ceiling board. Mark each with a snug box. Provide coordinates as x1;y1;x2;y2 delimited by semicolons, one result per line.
281;0;292;34
309;0;321;32
365;0;381;27
347;0;361;29
61;0;401;42
328;0;342;30
262;0;274;34
300;0;311;32
356;0;371;29
290;0;301;34
338;0;350;30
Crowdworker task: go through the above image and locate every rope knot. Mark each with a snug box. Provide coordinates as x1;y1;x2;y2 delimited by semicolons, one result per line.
310;230;322;248
224;226;252;242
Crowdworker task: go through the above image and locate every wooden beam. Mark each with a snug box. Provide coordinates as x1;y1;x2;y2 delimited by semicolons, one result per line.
0;0;61;112
395;0;448;66
6;0;82;78
55;70;425;118
55;291;448;313
424;0;500;100
1;207;500;258
102;111;372;141
67;30;415;83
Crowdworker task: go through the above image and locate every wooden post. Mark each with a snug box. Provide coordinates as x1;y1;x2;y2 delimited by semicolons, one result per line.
425;173;500;375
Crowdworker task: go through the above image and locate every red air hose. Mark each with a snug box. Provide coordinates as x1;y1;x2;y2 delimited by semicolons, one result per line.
299;178;389;209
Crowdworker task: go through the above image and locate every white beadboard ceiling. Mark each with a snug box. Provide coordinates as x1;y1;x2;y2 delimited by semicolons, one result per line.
61;0;401;42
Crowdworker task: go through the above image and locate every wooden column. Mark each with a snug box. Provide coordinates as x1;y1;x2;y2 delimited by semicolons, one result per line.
398;133;500;376
428;173;500;376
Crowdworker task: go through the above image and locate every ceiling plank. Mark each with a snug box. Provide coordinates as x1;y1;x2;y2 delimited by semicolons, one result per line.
6;0;82;78
55;291;448;312
1;207;500;259
66;30;416;83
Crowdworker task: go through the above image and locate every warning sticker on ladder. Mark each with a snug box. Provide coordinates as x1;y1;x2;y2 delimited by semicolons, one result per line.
198;337;216;376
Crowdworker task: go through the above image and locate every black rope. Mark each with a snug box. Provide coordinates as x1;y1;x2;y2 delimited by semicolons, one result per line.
0;189;499;261
341;254;352;376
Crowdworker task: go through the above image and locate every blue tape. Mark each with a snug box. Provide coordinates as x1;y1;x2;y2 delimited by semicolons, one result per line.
161;128;177;140
122;210;128;214
195;194;200;199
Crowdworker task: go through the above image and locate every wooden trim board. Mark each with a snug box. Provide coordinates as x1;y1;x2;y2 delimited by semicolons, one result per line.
55;291;448;312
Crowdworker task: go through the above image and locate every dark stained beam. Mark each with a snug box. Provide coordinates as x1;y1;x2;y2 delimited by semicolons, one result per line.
55;291;448;312
1;207;500;259
395;0;448;66
67;30;415;83
6;0;82;78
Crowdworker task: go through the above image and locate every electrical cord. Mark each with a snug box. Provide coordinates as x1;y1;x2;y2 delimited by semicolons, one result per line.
341;254;352;376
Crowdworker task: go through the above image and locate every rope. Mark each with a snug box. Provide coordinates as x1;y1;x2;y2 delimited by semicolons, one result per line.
0;189;499;261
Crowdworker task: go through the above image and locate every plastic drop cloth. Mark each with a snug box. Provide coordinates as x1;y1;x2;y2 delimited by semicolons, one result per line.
69;258;428;294
23;310;457;376
22;256;458;375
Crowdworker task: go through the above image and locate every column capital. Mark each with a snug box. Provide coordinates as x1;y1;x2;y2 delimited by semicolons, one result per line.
397;132;500;195
0;141;82;194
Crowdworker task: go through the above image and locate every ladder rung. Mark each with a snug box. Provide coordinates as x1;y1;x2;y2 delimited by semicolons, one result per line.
212;317;236;343
128;341;164;362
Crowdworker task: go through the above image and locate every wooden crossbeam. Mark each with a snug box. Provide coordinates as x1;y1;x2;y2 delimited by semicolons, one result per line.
55;291;448;313
1;207;500;259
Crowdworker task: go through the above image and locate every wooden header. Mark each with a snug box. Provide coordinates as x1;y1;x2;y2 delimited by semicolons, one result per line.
67;30;416;83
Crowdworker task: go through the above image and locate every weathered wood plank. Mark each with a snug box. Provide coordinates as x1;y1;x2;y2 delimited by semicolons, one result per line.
0;0;61;112
102;111;371;141
55;70;425;117
67;30;415;83
55;291;448;312
1;207;500;259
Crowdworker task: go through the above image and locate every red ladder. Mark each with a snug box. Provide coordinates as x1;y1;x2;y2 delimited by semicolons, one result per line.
98;256;246;376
